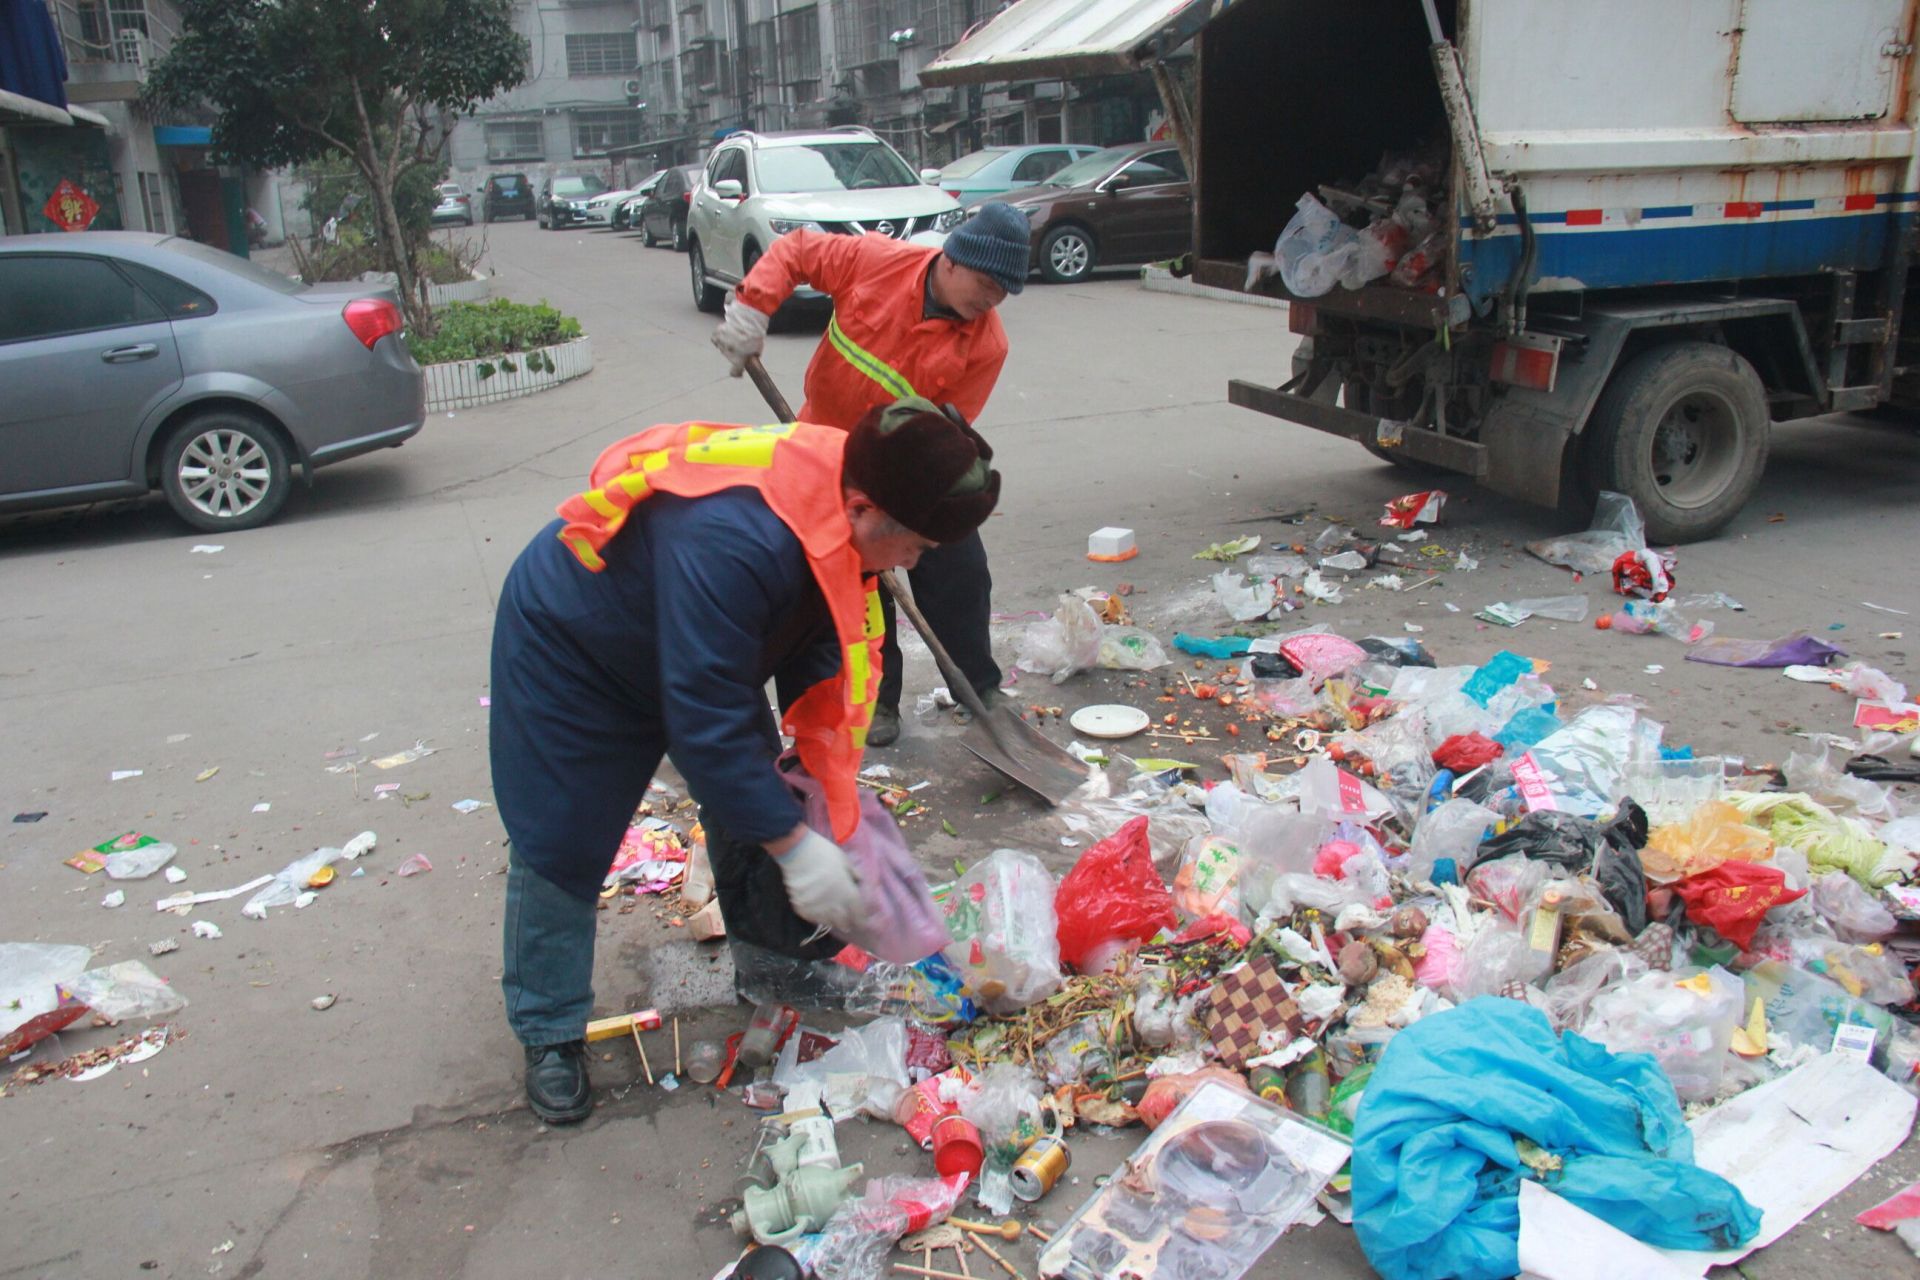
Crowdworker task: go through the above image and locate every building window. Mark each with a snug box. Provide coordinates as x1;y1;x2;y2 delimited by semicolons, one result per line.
566;33;633;78
138;171;168;233
572;109;646;157
486;121;545;162
777;5;820;86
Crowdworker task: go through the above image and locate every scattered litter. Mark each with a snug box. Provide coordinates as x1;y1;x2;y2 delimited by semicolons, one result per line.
156;874;274;912
148;939;179;957
12;811;47;823
478;695;492;707
451;799;492;815
1379;489;1445;528
1644;664;1664;674
194;767;219;783
374;783;400;798
311;994;336;1011
252;803;271;813
7;1024;174;1089
1194;535;1262;562
190;544;223;554
1862;602;1910;616
109;770;143;781
1088;527;1138;562
192;922;222;940
370;740;436;769
101;890;125;909
163;866;187;884
396;854;434;877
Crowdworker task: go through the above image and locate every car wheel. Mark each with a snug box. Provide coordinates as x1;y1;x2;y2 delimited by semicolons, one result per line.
641;220;659;247
159;411;292;533
1039;224;1094;284
690;239;724;313
671;219;687;253
1580;341;1770;543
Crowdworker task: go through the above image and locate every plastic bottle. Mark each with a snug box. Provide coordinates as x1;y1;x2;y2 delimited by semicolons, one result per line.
1285;1049;1332;1120
810;1174;968;1280
687;1038;725;1084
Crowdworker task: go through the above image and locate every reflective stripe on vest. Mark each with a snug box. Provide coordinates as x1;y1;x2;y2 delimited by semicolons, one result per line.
826;313;918;401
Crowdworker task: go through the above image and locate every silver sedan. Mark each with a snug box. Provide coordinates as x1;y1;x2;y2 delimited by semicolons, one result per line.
0;233;425;531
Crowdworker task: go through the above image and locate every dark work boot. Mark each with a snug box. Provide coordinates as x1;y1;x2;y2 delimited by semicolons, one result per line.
867;703;902;747
952;687;1006;726
523;1040;591;1123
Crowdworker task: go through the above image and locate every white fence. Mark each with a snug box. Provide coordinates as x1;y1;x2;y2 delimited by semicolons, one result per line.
427;276;493;305
424;336;594;411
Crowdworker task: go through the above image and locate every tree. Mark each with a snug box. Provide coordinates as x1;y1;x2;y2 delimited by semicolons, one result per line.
147;0;528;335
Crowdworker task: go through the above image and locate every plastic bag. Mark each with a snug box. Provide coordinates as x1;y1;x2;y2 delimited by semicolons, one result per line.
1038;1016;1115;1086
1448;923;1548;1001
789;762;950;964
1016;595;1103;683
60;960;187;1023
1296;755;1396;824
1743;960;1895;1058
1212;568;1277;622
940;850;1061;1014
1785;745;1896;821
1408;799;1496;880
1811;871;1898;941
1465;855;1549;922
1541;950;1649;1033
1523;705;1650;816
1526;491;1647;576
1641;800;1773;883
1279;632;1368;685
1172;833;1244;920
1138;1066;1250;1129
0;942;93;1044
960;1060;1045;1146
1583;966;1745;1101
1054;816;1176;972
1277;193;1364;297
103;841;178;880
1098;625;1168;671
1433;733;1502;773
243;846;347;917
811;1173;970;1280
1672;861;1806;948
1684;632;1847;669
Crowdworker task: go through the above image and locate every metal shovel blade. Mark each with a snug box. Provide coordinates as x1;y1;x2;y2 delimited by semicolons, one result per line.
959;706;1091;807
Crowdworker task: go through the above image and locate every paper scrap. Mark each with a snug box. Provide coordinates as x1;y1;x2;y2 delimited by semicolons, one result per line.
1518;1181;1700;1280
155;874;275;912
164;866;188;884
252;803;271;813
190;544;224;554
192;921;223;940
451;799;491;815
1861;601;1910;615
110;770;143;781
1831;1022;1876;1061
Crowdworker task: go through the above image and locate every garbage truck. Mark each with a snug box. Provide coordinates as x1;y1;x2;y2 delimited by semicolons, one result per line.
926;0;1920;542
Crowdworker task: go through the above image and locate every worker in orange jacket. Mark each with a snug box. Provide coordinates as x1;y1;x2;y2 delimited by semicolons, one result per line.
712;202;1030;744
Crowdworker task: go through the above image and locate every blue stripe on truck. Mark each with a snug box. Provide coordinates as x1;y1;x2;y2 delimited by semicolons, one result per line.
1461;211;1902;303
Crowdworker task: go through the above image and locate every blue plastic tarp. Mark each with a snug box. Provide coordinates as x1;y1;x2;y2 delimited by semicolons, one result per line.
1352;997;1760;1280
0;0;69;111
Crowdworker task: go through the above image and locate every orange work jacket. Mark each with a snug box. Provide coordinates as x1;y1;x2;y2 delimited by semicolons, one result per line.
734;229;1008;428
553;421;884;842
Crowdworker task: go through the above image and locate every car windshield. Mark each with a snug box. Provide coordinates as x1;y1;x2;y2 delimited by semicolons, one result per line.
438;185;462;196
755;142;918;194
1043;146;1135;188
492;177;522;192
159;237;306;294
940;150;1006;179
553;176;608;198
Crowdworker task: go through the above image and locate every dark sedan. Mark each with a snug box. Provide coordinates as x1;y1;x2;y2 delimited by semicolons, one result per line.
996;143;1192;285
636;165;701;251
0;233;424;531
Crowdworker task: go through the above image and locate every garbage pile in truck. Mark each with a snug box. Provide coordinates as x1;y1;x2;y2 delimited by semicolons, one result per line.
1246;142;1453;299
700;495;1920;1280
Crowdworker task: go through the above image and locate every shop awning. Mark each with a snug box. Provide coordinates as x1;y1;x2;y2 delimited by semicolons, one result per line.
155;125;214;146
919;0;1216;88
0;88;109;128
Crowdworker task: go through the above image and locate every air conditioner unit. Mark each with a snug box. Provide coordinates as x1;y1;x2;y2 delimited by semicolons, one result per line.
625;78;645;97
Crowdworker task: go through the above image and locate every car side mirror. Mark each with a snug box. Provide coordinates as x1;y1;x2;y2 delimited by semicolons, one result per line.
713;179;744;201
920;168;941;184
1103;171;1134;193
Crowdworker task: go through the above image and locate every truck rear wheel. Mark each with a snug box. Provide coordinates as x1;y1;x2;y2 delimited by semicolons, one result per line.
1583;341;1769;543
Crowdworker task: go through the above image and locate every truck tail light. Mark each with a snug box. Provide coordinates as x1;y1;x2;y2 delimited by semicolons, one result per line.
1288;301;1316;336
1489;334;1563;393
343;297;402;349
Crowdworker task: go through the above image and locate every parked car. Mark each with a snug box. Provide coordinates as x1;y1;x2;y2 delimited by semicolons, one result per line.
481;172;535;223
921;144;1102;204
583;183;643;228
687;128;965;312
0;233;425;532
431;182;474;226
636;164;701;250
539;173;611;230
611;170;667;230
996;142;1191;285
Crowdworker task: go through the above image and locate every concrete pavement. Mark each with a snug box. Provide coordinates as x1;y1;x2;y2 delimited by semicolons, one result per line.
2;217;1917;1279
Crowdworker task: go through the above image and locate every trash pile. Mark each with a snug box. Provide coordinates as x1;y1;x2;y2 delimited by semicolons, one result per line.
1248;144;1451;298
698;503;1920;1280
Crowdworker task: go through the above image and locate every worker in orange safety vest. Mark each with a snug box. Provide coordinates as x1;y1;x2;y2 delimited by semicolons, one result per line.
489;398;999;1124
711;202;1031;746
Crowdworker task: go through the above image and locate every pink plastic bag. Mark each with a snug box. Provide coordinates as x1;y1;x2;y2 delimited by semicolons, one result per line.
1054;816;1177;972
787;758;950;964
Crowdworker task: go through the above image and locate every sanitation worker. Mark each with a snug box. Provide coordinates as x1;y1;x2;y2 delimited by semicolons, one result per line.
710;202;1030;745
490;398;1000;1123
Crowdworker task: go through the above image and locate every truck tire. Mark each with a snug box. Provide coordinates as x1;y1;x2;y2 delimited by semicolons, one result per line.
1582;341;1769;544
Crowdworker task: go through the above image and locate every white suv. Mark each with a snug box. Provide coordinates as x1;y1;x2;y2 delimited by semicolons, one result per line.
687;128;966;312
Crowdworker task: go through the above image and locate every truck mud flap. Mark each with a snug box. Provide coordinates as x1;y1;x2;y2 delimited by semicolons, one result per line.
1227;379;1489;478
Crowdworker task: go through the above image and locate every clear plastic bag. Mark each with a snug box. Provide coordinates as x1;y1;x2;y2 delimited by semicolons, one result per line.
1584;965;1745;1102
1448;923;1545;1000
811;1173;969;1280
1524;705;1651;816
103;841;178;880
1810;871;1898;942
1015;595;1103;683
62;960;188;1022
940;849;1062;1014
1098;625;1169;671
0;942;93;1043
1213;569;1277;622
1172;833;1244;920
960;1060;1045;1145
242;846;346;917
1541;950;1649;1033
1276;193;1363;297
1526;491;1647;576
1785;745;1897;821
1408;798;1497;879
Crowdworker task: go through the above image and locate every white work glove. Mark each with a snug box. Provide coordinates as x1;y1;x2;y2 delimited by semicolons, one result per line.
773;829;863;936
712;296;772;377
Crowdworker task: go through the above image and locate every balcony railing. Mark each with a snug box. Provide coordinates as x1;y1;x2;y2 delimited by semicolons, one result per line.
46;0;177;76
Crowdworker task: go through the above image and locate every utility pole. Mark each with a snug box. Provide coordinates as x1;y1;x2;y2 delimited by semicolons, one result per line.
733;0;753;129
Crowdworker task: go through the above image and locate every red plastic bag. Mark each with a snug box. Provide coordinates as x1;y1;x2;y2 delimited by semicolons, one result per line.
1054;816;1176;971
1433;732;1503;773
1173;913;1252;947
1138;1066;1250;1129
1672;861;1807;949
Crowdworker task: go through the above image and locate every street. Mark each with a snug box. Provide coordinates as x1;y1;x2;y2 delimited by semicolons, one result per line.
3;218;1918;1279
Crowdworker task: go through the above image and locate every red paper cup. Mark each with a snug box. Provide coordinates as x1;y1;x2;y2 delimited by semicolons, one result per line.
932;1115;985;1179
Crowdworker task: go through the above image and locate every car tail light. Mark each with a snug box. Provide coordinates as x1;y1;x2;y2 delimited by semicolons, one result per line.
343;297;402;349
682;191;692;204
1489;334;1562;393
945;189;961;199
1288;301;1316;336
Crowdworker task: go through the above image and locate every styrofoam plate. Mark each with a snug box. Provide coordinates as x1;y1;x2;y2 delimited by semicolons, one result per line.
1069;704;1150;739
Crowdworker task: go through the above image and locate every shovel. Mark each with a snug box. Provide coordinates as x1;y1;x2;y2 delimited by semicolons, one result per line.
740;356;1088;806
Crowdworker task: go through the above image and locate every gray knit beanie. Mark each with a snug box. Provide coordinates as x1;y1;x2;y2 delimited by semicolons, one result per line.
941;201;1030;294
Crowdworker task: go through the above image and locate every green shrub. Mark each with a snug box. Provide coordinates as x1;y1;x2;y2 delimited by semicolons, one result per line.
407;299;583;365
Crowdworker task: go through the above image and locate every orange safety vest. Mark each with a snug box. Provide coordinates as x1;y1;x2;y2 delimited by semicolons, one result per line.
553;421;884;842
